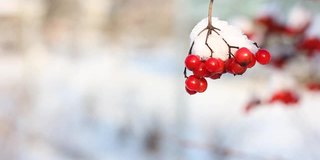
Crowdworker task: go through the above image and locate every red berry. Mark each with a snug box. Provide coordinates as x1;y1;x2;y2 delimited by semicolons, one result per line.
210;73;222;80
307;83;320;91
255;16;275;29
185;87;197;95
247;55;256;68
226;58;247;75
205;58;220;73
216;59;225;73
283;91;299;104
235;47;254;67
269;90;299;105
298;38;320;55
197;78;208;93
185;55;201;71
185;75;200;91
225;58;234;73
270;90;288;103
231;63;247;75
256;49;271;65
193;62;210;78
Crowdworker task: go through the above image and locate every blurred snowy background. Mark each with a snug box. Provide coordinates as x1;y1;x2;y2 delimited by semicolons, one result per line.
1;0;320;160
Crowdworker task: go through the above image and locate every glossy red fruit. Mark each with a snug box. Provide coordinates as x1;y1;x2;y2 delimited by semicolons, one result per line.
247;55;256;68
226;58;247;75
185;75;200;91
185;87;197;95
210;73;222;80
205;58;220;73
197;78;208;93
216;59;225;73
235;47;254;67
193;62;210;78
224;58;234;73
231;63;247;75
256;49;271;65
185;55;201;71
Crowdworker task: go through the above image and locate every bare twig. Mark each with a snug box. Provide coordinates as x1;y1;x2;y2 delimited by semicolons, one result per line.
208;0;214;26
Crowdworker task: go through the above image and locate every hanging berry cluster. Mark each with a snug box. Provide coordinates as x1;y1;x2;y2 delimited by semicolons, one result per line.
184;0;271;95
184;48;271;94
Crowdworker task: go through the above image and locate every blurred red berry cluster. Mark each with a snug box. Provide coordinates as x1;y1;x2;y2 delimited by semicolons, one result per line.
297;37;320;57
245;90;299;113
242;7;320;112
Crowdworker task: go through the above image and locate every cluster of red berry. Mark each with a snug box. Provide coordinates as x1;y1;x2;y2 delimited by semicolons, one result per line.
245;90;299;113
253;15;318;68
307;82;320;91
255;16;309;36
184;47;271;95
248;14;320;71
269;90;299;105
253;14;320;92
297;37;320;57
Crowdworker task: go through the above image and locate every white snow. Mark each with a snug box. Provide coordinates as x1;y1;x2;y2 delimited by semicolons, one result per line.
306;14;320;38
1;42;320;160
230;17;255;35
287;5;312;31
190;17;258;60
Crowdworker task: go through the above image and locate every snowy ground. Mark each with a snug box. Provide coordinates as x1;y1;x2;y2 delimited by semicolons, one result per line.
1;41;320;160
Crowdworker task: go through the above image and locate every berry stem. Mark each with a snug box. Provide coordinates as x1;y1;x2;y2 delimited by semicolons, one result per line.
205;0;217;57
206;0;241;60
208;0;214;27
184;41;196;78
221;38;238;58
184;67;188;78
188;41;195;55
253;42;260;49
205;30;214;57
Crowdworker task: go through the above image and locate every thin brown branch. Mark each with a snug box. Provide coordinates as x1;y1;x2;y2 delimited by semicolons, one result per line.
208;0;214;26
184;42;196;78
205;30;214;57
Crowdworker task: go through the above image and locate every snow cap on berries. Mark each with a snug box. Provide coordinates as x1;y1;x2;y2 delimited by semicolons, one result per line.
190;17;258;60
